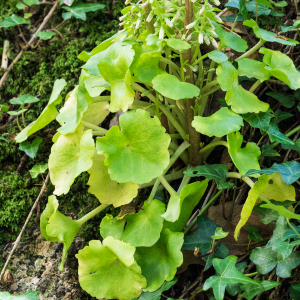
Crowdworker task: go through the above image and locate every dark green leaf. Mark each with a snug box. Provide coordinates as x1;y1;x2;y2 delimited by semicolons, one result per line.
266;123;295;145
260;144;280;158
241;280;280;300
62;3;105;21
272;109;293;124
226;262;247;296
245;225;263;241
242;110;273;132
267;92;295;108
19;137;43;158
225;0;248;19
245;1;271;15
290;283;300;300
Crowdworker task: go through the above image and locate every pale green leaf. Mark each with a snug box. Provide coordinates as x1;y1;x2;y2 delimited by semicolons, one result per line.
57;71;93;135
84;75;110;97
87;153;138;207
166;38;191;51
182;215;229;270
96;109;170;184
184;164;233;190
8;109;27;116
98;41;135;112
122;200;165;247
0;291;39;300
227;131;261;177
16;0;39;9
0;14;30;27
62;3;105;21
82;102;110;126
238;58;271;82
59;0;75;6
15;79;67;143
76;238;147;300
29;163;48;178
234;174;269;240
10;95;40;105
40;195;81;270
217;62;269;114
203;256;262;300
260;48;300;90
49;124;95;195
19;137;43;158
212;228;229;240
100;214;125;240
163;180;208;231
192;107;243;137
36;31;57;40
208;51;228;63
152;74;200;100
135;228;183;292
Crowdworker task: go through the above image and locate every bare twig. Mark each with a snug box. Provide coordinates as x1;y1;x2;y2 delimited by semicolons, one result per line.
0;1;59;88
0;173;49;282
1;40;9;70
16;153;29;173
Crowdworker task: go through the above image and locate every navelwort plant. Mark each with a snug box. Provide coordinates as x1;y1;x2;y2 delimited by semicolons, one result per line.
14;0;300;298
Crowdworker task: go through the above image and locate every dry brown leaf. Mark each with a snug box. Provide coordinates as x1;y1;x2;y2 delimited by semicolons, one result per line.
207;203;274;256
178;249;205;274
117;201;136;219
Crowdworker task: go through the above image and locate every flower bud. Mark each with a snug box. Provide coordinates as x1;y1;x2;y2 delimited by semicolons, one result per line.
125;0;132;5
210;30;218;38
198;32;203;44
159;27;164;39
135;19;141;29
119;14;127;21
198;5;205;15
214;15;223;22
187;33;193;40
165;18;173;27
211;0;220;5
165;8;175;13
146;10;154;22
210;37;218;48
204;35;210;45
174;10;181;20
186;20;197;30
141;0;149;7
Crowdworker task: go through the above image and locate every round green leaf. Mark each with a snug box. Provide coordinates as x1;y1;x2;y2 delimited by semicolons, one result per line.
152;74;200;100
10;95;40;105
212;227;229;240
192;107;244;137
135;228;184;292
96;109;170;184
166;38;191;51
29;163;48;178
100;214;125;240
208;51;228;64
87;153;139;207
49;124;95;195
122;200;165;247
76;238;147;300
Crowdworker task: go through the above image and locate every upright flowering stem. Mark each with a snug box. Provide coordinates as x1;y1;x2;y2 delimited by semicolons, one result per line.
182;0;202;166
142;0;155;33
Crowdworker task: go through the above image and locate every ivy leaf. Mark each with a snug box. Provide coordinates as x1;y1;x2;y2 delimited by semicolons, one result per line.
203;256;262;300
0;291;39;300
266;123;295;145
227;131;261;177
166;38;191;51
283;224;300;240
19;137;43;158
40;195;81;271
245;1;271;15
217;62;269;114
135;228;183;292
260;197;300;221
255;0;272;7
100;214;125;240
260;47;300;90
16;0;40;9
237;59;271;82
62;3;105;21
163;180;209;231
244;161;300;185
281;138;300;152
10;95;40;105
35;31;57;40
76;237;147;299
212;228;229;239
245;225;263;242
15;79;67;143
98;41;135;112
273;110;293;124
82;102;110;126
132;52;166;84
87;153;138;207
122;200;165;247
234;174;269;240
226;262;247;296
138;278;178;300
212;21;248;52
241;280;280;300
96;109;170;184
225;0;248;20
192;107;243;137
266;91;295;108
7;109;27;116
0;14;30;27
290;283;300;300
49;124;95;195
29;163;48;179
184;164;233;190
208;51;228;64
244;20;297;46
182;216;229;270
152;74;200;100
59;0;75;5
242;111;273;132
